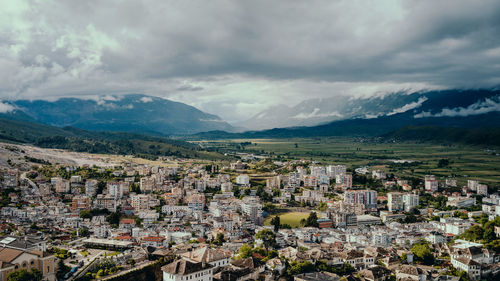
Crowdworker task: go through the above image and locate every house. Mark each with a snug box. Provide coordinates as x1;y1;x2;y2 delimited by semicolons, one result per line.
181;246;232;269
266;257;285;274
358;266;392;281
141;236;166;248
162;259;213;281
0;247;56;281
340;249;374;269
395;265;430;281
295;272;340;281
451;257;481;280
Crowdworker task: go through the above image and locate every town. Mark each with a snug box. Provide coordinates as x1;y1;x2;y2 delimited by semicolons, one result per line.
0;142;498;281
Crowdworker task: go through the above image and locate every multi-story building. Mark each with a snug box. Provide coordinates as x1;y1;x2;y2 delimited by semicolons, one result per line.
388;192;404;212
468;180;479;191
241;197;263;225
477;184;488;196
288;172;300;187
52;177;70;193
344;190;377;211
221;182;233;193
446;178;457;187
310;166;326;177
336;173;353;189
130;194;150;211
2;169;18;188
186;193;205;211
140;177;155;193
326;165;347;179
425;175;438;193
107;181;129;199
94;194;118;212
402;193;419;212
236;175;250;186
72;195;90;212
266;176;281;189
85;179;98;197
372;170;386;180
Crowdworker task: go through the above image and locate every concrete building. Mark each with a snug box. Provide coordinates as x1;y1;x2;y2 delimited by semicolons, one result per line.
388;192;404;212
236;175;250;186
344;190;377;211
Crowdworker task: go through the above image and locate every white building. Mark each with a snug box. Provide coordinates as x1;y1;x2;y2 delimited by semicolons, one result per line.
336;173;353;189
162;259;213;281
327;165;347;178
425;175;438;193
468;180;479;191
402;193;419;212
236;175;250;186
388;192;404;212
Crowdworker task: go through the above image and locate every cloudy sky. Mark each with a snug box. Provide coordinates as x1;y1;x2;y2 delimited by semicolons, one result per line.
1;0;500;122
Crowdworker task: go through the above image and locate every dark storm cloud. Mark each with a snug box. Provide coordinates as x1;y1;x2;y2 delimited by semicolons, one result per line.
1;0;500;121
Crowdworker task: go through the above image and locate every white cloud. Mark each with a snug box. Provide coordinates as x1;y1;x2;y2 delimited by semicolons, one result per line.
139;96;152;103
0;102;15;113
291;108;343;120
387;97;428;116
414;96;500;118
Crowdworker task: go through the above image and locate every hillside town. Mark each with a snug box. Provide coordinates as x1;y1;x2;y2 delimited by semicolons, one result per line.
0;144;499;281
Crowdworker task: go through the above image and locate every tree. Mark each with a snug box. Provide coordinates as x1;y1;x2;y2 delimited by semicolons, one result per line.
411;240;434;265
213;233;226;246
239;243;253;258
255;229;276;250
304;212;319;227
106;211;121;227
270;216;280;232
8;269;42;281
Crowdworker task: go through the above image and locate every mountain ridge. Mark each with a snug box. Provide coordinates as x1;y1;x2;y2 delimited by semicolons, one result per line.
236;89;500;130
0;94;234;136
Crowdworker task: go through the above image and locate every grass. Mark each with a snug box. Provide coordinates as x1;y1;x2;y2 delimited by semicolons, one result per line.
199;137;500;186
264;212;311;228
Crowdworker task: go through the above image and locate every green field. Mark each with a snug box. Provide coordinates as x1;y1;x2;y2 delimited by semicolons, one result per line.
264;212;311;228
199;137;500;186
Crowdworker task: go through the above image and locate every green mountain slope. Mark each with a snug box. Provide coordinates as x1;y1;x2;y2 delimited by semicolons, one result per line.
0;118;226;160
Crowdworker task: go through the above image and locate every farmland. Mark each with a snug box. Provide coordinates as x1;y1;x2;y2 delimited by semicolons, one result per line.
196;137;500;186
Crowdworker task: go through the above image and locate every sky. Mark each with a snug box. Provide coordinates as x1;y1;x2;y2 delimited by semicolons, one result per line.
1;0;500;122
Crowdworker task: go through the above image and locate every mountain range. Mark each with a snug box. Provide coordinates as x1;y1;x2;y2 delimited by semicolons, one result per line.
236;89;500;130
1;89;500;146
195;89;500;145
0;94;234;136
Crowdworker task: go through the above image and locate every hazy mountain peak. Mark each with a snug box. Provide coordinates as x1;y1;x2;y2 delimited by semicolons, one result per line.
0;94;233;136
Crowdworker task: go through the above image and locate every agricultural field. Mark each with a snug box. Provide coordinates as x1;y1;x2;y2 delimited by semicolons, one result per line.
264;212;311;228
198;137;500;186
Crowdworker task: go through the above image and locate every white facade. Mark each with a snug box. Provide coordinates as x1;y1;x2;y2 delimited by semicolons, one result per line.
236;175;250;185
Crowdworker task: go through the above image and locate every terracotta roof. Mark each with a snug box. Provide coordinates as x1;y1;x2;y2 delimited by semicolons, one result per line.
142;236;166;242
161;259;213;275
0;248;23;263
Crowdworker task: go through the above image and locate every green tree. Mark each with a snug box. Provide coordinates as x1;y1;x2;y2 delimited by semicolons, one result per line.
213;233;226;246
304;212;319;227
239;243;253;258
255;229;276;249
270;216;281;232
8;269;42;281
106;211;121;227
411;240;434;265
